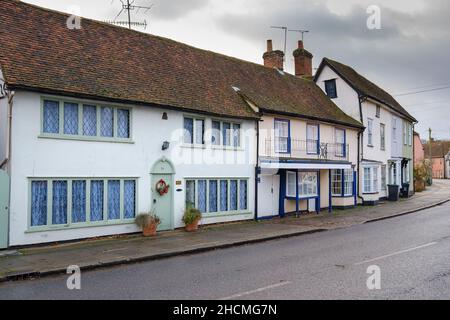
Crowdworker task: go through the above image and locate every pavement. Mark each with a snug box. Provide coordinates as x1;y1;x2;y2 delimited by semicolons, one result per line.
0;180;449;283
1;197;449;299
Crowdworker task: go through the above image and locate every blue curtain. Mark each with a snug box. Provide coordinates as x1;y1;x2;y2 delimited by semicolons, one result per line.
185;180;195;208
64;103;78;135
108;180;121;220
72;181;86;223
101;107;114;137
31;181;47;226
117;109;130;138
220;180;228;212
212;121;221;145
83;105;97;136
52;181;68;225
230;180;238;211
233;124;241;147
209;180;218;213
43;100;59;134
198;180;207;213
124;180;136;219
90;181;104;221
240;180;247;210
222;122;231;146
184;118;193;144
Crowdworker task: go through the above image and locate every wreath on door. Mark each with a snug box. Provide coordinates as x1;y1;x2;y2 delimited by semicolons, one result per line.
156;179;170;196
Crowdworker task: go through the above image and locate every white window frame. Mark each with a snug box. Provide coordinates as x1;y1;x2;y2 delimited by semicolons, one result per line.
335;128;345;157
367;118;373;146
381;165;387;191
274;119;290;153
307;124;319;155
344;169;354;196
298;172;318;198
380;123;386;151
286;171;297;197
331;169;342;196
362;166;379;194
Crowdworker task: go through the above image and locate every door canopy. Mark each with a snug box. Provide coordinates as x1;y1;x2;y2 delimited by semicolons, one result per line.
151;157;175;175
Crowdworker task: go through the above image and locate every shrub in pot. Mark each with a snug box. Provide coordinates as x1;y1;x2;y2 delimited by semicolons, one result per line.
182;206;202;232
135;213;161;237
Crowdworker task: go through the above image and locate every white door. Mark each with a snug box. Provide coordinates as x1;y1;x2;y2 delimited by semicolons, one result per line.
258;175;279;218
308;198;316;213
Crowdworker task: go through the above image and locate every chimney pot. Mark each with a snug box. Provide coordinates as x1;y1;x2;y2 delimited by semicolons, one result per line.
267;40;273;52
298;40;304;49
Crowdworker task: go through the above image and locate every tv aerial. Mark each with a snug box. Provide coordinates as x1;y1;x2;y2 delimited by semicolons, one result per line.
107;0;154;29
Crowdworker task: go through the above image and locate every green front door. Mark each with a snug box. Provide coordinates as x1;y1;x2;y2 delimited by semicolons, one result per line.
152;174;173;231
0;170;10;249
150;158;175;231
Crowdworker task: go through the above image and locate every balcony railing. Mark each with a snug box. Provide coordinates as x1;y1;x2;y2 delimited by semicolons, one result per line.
263;139;349;161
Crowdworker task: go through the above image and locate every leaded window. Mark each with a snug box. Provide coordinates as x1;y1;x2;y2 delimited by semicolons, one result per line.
43;100;59;134
29;178;137;229
64;102;79;135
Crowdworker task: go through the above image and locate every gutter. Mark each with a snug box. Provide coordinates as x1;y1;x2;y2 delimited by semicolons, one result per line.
254;119;260;221
357;95;365;204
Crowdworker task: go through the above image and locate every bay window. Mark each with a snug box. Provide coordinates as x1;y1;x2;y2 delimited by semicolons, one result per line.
332;169;354;197
286;171;318;198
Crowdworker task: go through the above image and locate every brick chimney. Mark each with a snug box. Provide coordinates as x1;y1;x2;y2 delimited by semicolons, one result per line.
263;40;285;70
293;40;313;77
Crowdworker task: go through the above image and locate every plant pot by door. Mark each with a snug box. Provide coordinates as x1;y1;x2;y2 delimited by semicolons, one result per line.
185;218;200;232
143;223;158;237
387;184;400;201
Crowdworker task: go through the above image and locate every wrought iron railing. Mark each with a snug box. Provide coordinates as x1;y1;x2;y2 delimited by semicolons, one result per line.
263;139;349;161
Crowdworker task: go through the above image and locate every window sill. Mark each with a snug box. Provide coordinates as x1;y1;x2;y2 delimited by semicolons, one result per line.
367;145;374;148
26;220;136;233
332;195;355;198
181;143;207;150
286;195;319;200
362;192;379;195
38;134;134;144
201;211;253;219
211;145;244;151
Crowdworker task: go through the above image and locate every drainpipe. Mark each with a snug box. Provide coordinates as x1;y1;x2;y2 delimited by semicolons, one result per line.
357;94;365;204
1;89;14;173
254;118;260;221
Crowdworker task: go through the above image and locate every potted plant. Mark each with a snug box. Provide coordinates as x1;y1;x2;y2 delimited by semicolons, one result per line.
182;206;202;232
135;212;161;237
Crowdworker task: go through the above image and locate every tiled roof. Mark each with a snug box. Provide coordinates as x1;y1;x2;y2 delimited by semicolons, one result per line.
425;141;450;158
0;0;362;127
317;58;417;122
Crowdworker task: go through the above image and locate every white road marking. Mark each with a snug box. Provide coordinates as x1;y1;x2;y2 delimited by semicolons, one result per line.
354;242;438;266
219;281;291;300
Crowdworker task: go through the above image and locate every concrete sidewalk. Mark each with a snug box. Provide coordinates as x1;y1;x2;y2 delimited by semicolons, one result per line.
1;180;449;282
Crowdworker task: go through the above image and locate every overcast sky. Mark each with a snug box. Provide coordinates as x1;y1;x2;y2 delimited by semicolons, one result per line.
23;0;450;140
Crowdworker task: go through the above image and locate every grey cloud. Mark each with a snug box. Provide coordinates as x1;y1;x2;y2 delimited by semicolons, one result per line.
148;0;210;20
215;0;450;138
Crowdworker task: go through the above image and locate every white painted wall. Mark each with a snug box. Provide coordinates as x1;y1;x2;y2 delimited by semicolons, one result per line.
9;91;257;246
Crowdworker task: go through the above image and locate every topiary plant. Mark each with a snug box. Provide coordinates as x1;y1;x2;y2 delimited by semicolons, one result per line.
135;212;161;229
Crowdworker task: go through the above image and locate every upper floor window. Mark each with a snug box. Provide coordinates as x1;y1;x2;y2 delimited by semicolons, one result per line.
408;123;412;146
367;118;373;146
335;128;345;157
274;119;290;153
392;118;397;142
380;123;386;151
212;120;241;148
376;105;381;118
324;79;337;99
42;99;131;141
184;117;204;145
307;124;319;154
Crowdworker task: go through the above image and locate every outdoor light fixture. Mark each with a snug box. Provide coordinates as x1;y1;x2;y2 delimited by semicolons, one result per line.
162;112;168;120
162;141;170;151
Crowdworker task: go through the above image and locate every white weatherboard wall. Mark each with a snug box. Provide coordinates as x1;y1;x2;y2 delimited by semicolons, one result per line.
9;91;257;246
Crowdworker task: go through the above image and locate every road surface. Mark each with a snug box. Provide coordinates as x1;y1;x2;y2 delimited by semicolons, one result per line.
0;202;449;299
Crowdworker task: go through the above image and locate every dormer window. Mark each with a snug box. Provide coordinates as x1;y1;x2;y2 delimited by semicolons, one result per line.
325;79;337;99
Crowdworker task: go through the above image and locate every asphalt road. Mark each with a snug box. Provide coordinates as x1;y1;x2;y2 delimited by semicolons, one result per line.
1;202;450;300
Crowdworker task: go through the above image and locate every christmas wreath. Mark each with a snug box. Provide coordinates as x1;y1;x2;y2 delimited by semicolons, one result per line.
156;179;170;196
